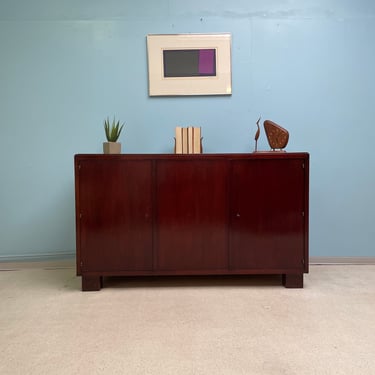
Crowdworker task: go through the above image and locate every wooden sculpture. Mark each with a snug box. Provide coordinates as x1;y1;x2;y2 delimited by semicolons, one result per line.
254;116;261;152
263;120;289;151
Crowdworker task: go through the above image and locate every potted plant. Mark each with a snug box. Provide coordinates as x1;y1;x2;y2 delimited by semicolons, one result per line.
103;117;124;154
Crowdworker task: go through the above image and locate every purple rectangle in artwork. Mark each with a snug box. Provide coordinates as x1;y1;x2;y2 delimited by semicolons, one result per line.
198;49;216;75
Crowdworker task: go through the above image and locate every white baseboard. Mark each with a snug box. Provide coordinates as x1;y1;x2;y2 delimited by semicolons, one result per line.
0;252;75;263
1;255;374;270
310;257;375;265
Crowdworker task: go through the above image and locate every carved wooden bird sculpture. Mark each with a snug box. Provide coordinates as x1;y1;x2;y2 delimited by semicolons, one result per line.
254;116;261;152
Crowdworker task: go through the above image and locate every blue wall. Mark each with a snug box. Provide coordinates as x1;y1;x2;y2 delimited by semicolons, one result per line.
1;0;374;261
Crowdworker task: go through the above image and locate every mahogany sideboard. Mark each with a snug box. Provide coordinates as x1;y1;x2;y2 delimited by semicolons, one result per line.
74;153;309;291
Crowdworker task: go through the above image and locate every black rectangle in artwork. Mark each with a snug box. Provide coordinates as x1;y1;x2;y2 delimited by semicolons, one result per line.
163;49;216;78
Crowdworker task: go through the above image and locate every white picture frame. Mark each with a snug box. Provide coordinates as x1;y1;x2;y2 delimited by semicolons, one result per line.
146;33;232;96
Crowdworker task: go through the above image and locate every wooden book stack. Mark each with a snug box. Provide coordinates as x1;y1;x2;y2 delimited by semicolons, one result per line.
175;126;202;154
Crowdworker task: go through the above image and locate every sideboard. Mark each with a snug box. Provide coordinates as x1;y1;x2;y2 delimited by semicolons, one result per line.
74;153;309;291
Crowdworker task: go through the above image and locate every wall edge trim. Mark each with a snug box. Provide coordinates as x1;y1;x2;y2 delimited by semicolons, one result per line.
310;257;375;265
1;256;374;270
0;252;75;263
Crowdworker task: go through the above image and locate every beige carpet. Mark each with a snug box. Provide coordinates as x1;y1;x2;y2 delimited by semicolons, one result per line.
0;263;374;375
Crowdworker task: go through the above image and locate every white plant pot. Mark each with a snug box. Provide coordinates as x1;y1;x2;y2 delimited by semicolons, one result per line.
103;142;121;154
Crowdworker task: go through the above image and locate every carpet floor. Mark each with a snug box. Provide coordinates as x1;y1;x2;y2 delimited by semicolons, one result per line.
0;263;374;375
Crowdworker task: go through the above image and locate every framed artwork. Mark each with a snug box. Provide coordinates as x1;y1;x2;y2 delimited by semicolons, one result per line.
146;33;232;96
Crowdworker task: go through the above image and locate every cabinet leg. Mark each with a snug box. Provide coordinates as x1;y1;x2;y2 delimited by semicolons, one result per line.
82;276;102;291
282;273;303;288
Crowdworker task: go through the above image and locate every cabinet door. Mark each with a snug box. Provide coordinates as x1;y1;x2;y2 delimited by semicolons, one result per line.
230;159;306;270
78;159;153;272
156;159;228;271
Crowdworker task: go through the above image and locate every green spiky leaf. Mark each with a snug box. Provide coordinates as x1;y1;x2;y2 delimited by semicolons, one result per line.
104;116;125;142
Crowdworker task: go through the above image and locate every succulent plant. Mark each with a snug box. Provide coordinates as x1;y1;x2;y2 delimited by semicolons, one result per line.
104;117;124;142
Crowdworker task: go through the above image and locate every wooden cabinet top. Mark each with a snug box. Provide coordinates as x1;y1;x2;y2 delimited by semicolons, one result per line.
75;153;309;161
